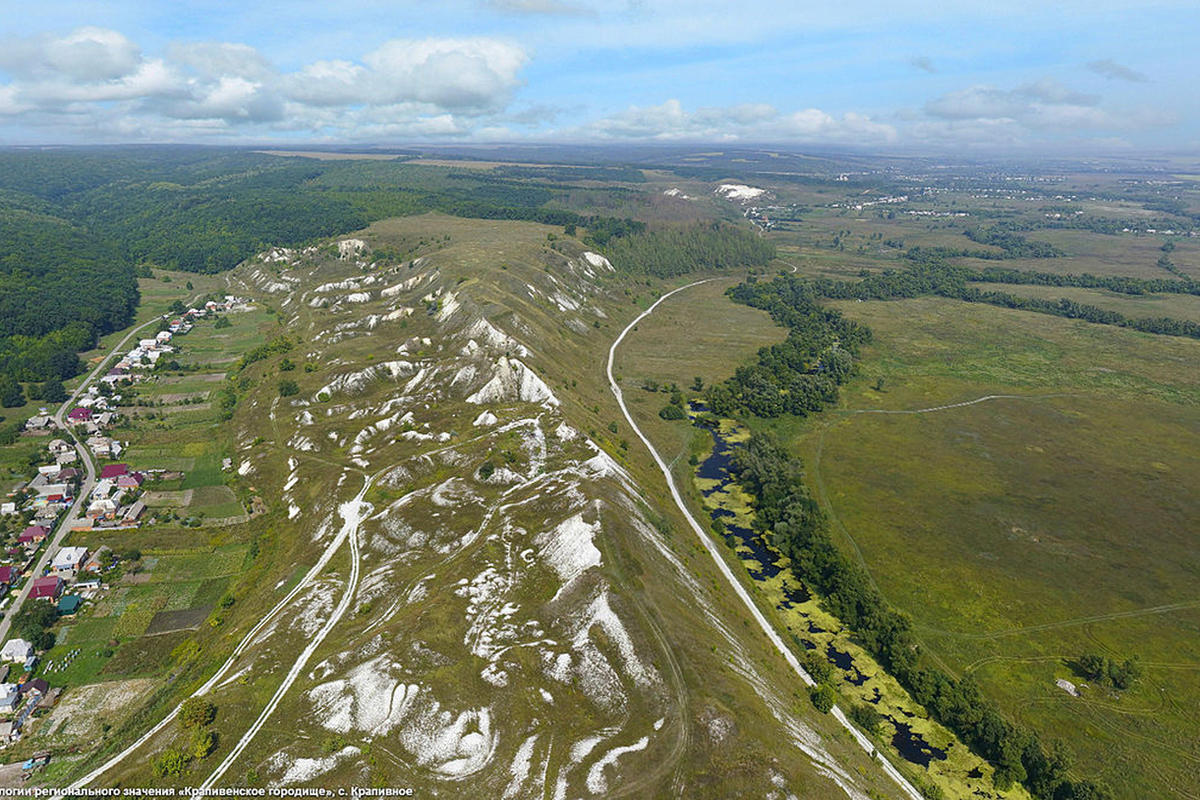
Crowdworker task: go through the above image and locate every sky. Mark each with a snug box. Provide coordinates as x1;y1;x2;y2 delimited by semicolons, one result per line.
0;0;1195;152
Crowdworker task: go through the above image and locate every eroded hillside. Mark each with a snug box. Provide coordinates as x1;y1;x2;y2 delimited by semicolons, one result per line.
66;215;903;799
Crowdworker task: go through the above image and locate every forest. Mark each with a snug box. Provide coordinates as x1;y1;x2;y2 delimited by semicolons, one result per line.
602;222;775;277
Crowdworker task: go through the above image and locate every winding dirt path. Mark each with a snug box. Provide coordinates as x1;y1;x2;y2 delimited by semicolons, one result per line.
194;475;371;793
608;280;922;800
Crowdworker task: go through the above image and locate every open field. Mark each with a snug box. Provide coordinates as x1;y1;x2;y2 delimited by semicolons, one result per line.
783;297;1200;799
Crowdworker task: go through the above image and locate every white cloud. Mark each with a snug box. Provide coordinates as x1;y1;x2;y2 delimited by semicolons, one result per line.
0;26;141;81
924;79;1104;130
167;42;276;81
576;98;896;144
0;27;529;139
361;38;527;109
913;77;1176;147
487;0;594;15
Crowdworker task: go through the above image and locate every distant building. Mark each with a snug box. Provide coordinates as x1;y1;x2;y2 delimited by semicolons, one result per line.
66;408;92;423
1056;678;1080;697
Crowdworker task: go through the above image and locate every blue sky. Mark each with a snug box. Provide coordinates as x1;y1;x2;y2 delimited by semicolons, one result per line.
0;0;1195;151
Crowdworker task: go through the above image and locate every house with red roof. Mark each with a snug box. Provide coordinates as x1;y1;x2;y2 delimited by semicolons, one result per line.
29;576;62;601
115;472;143;489
98;464;129;480
66;408;92;423
0;566;13;587
18;526;48;545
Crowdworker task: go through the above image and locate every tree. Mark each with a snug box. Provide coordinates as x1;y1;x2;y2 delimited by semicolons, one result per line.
279;358;295;372
213;316;231;330
179;697;216;729
168;300;186;315
278;379;299;397
0;374;24;408
691;376;704;392
849;702;882;734
39;378;67;403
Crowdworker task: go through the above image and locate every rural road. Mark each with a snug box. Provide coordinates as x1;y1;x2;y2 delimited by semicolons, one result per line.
0;313;168;645
607;280;923;800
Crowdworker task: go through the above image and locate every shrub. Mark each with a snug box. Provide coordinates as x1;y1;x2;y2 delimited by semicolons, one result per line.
179;697;216;729
849;702;882;734
152;747;188;778
809;683;837;714
278;379;299;397
658;404;686;420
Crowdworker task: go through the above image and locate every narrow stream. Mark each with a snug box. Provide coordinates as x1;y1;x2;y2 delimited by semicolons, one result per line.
689;405;959;778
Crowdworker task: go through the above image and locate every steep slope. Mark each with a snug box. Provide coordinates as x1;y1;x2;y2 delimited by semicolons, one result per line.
74;215;903;798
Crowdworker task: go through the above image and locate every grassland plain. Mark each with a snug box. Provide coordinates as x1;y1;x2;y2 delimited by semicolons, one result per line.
45;214;906;799
615;277;1033;800
780;298;1200;799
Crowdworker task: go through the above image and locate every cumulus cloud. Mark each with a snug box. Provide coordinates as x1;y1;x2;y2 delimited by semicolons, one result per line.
577;98;896;144
1086;58;1148;83
0;26;141;81
925;79;1102;128
0;27;529;139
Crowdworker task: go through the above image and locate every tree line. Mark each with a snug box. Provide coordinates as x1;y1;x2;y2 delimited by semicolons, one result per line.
812;260;1200;341
702;276;870;417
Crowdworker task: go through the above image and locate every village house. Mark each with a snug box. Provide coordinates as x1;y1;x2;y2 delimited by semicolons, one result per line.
0;640;32;663
120;500;145;525
29;576;63;601
56;595;82;616
83;546;111;573
65;408;92;424
51;547;88;579
0;566;14;588
47;439;72;457
24;415;53;431
0;685;19;715
86;436;123;459
116;472;143;490
0;503;14;516
99;464;129;480
86;497;118;520
17;526;48;546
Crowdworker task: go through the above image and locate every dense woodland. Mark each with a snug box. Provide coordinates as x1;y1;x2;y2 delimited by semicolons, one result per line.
703;276;870;416
603;222;775;277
